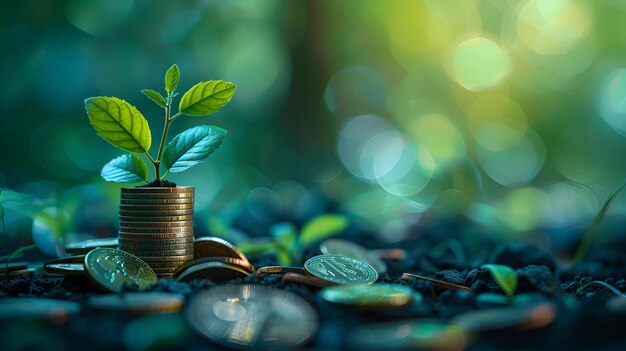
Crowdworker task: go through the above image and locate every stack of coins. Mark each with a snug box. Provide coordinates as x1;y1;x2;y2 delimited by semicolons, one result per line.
118;187;195;278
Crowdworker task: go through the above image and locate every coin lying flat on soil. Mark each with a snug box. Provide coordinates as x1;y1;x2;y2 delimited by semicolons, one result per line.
185;285;318;350
85;248;158;292
321;284;418;309
320;239;387;273
282;273;336;288
65;237;119;255
88;292;185;314
0;298;82;319
304;255;378;285
45;263;85;275
256;266;305;277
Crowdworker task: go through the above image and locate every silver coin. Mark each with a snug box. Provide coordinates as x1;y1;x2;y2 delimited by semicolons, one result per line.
320;239;387;273
186;285;318;350
304;255;378;285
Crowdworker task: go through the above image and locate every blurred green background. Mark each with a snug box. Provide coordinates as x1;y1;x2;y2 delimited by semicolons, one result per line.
1;0;626;255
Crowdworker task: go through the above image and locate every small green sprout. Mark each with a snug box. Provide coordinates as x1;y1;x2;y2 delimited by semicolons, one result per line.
238;214;349;265
576;280;626;298
85;64;236;184
2;244;38;283
481;263;518;298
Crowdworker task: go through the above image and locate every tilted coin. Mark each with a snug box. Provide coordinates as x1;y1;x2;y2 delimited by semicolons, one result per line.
320;239;387;273
194;237;249;263
282;273;335;288
321;284;417;309
88;292;184;314
44;255;86;264
119;221;193;228
119;209;195;217
45;263;85;275
85;248;158;292
120;197;194;205
65;237;119;255
119;203;194;210
304;255;378;285
119;215;194;222
256;266;305;277
185;285;318;350
347;320;467;351
174;257;254;278
0;262;28;272
0;298;81;318
118;237;194;246
401;273;470;291
450;302;556;333
176;261;251;282
118;242;194;251
123;248;194;257
122;186;194;194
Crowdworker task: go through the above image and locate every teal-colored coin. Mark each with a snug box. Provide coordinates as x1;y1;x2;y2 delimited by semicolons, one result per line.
321;284;419;309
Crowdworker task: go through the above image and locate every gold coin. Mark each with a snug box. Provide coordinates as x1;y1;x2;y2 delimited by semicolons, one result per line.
124;248;194;257
120;197;194;205
176;261;251;282
121;186;194;194
119;221;193;228
304;255;378;285
321;284;416;309
119;215;194;222
282;273;335;288
139;254;194;262
118;237;194;246
119;209;195;217
256;266;305;278
174;257;254;278
88;292;184;314
121;193;194;199
44;263;85;275
119;226;193;234
85;248;157;293
120;203;194;210
65;237;119;255
119;243;193;251
194;237;249;263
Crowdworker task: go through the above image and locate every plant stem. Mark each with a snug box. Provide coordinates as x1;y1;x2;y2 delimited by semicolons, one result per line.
153;99;175;182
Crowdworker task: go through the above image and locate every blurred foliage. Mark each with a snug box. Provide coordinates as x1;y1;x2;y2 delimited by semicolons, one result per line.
1;0;626;252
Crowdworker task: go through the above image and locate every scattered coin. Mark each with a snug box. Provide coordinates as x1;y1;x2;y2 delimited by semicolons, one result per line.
65;237;119;255
44;255;86;264
176;260;252;283
321;284;417;309
0;298;82;319
45;263;85;275
194;237;250;262
304;255;378;285
401;273;471;291
185;285;318;350
84;248;157;292
282;272;336;288
347;320;467;350
256;266;305;277
320;239;387;273
0;262;28;272
175;257;254;277
88;292;185;314
450;302;556;333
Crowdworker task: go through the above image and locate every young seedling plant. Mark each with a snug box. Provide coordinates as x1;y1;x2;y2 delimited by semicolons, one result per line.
85;65;235;185
477;263;520;305
238;214;349;265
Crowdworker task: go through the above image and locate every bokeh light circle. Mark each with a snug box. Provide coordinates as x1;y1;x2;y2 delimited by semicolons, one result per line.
599;68;626;137
451;37;510;91
468;94;528;152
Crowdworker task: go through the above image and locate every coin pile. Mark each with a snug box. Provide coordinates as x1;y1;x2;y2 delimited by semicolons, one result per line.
118;187;195;278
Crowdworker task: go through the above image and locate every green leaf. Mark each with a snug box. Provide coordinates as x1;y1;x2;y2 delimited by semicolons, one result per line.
101;154;148;183
0;203;4;220
165;64;180;94
300;214;349;247
0;189;28;205
238;240;277;256
141;89;167;108
85;97;152;153
276;247;293;266
179;80;236;116
162;125;227;173
481;264;518;297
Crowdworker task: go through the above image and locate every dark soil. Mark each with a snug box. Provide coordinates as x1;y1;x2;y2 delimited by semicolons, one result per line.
139;179;177;187
1;224;626;350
